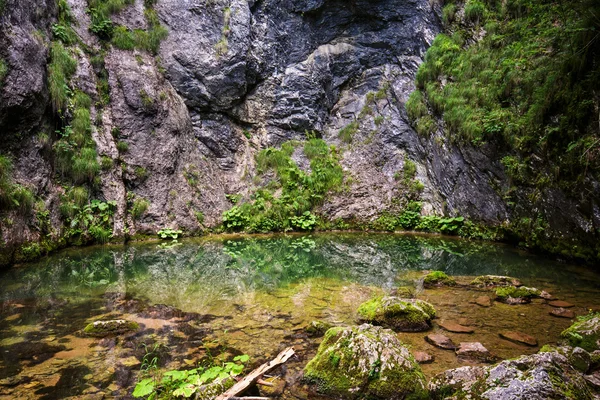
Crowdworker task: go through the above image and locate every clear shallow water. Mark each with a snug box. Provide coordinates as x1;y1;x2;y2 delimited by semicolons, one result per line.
1;232;599;399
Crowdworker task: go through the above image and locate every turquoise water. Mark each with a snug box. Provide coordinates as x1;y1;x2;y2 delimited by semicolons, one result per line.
0;233;599;399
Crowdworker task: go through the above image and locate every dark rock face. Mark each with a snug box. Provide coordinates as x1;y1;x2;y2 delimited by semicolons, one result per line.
0;0;597;263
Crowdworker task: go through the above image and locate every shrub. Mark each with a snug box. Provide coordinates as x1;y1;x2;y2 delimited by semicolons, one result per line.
72;147;100;183
112;26;135;50
338;121;359;143
464;0;486;24
0;58;7;87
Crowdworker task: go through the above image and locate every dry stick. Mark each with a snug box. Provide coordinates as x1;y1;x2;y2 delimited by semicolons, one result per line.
215;347;295;400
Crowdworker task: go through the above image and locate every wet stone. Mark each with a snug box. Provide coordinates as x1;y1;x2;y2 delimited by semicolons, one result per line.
470;275;521;288
305;320;333;337
425;334;457;350
550;308;575;318
414;351;434;364
539;291;555;300
456;342;490;362
474;296;492;307
548;300;574;308
438;320;475;334
499;331;538;347
83;320;139;338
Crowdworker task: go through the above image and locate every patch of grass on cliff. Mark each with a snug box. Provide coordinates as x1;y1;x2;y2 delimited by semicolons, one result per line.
0;155;34;214
223;139;344;233
48;42;77;113
0;58;7;88
410;0;600;191
108;5;167;54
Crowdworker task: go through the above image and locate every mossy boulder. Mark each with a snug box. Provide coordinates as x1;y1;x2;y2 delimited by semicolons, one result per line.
429;351;593;399
495;286;541;304
303;324;427;399
83;319;139;337
470;275;521;288
423;271;456;287
561;313;600;352
357;297;436;332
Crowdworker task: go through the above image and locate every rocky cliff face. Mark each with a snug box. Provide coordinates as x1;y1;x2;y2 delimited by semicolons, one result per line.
0;0;598;265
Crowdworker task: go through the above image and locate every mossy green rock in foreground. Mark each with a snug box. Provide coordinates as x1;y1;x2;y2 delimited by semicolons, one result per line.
561;313;600;352
83;319;139;337
357;297;436;331
423;271;456;287
303;324;427;399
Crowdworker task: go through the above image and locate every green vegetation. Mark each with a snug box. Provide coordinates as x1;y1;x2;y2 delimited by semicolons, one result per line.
222;139;344;233
495;285;541;300
158;228;182;240
133;354;249;399
0;58;8;88
338;121;359;144
109;8;168;54
409;0;600;191
60;197;117;244
116;141;129;153
0;0;5;15
357;297;436;331
561;312;600;352
0;155;35;214
423;271;456;286
52;0;77;44
48;42;77;113
214;7;231;56
131;197;149;219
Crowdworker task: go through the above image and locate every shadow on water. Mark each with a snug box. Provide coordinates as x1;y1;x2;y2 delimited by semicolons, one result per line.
0;232;599;398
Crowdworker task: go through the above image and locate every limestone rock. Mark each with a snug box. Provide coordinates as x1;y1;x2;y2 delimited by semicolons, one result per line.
470;275;522;288
495;286;541;304
305;320;333;337
303;324;427;399
561;313;600;352
430;351;593;399
357;296;436;332
456;342;491;362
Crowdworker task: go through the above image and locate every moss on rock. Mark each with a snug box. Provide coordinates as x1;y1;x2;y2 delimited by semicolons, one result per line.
357;296;436;332
470;275;521;287
305;320;334;337
303;324;428;399
423;271;456;287
495;286;541;304
561;312;600;352
83;319;139;337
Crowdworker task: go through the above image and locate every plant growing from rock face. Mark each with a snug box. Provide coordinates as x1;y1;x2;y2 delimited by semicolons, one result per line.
157;228;182;240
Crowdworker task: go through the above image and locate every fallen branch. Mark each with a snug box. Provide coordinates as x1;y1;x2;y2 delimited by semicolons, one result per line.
215;347;295;400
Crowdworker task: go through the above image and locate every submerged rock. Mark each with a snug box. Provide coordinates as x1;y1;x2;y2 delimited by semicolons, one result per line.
550;307;576;319
423;271;456;287
456;342;492;362
425;334;457;350
305;320;333;337
413;351;434;364
499;331;538;347
83;320;139;337
357;297;436;332
429;351;594;399
390;287;416;298
561;313;600;352
495;286;541;304
470;275;522;288
475;295;492;307
303;324;427;399
438;320;474;334
549;300;575;308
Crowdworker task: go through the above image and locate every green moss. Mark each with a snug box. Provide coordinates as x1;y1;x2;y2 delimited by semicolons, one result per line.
495;286;541;300
423;271;456;286
306;320;334;337
470;275;520;287
561;313;600;352
357;297;435;331
83;319;139;337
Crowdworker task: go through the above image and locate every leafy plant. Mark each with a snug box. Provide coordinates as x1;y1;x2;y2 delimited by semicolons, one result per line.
157;228;182;240
133;354;249;399
131;198;149;220
290;211;317;231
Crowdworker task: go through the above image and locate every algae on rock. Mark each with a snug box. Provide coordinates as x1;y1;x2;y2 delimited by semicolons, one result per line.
423;271;456;287
303;324;427;399
357;296;436;332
